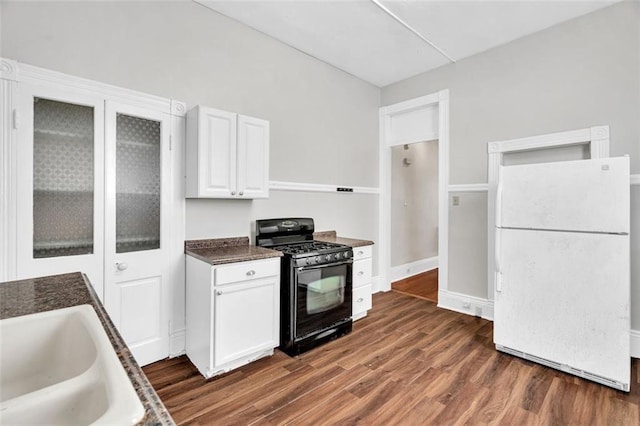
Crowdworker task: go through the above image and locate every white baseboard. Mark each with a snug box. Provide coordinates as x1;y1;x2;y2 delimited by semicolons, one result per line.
437;289;494;321
390;256;438;283
631;329;640;358
371;275;382;294
169;328;186;357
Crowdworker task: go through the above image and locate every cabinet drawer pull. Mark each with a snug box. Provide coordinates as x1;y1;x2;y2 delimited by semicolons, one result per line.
246;270;256;276
357;297;364;303
357;271;364;276
216;290;223;296
357;250;364;256
231;191;236;195
239;191;244;196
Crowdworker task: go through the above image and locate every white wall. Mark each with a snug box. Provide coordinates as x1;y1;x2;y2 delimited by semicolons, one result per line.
0;0;380;245
381;2;640;328
1;1;380;343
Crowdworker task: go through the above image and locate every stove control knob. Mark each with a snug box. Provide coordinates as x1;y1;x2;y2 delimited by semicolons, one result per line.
325;254;331;261
344;251;351;258
335;252;341;259
316;256;321;263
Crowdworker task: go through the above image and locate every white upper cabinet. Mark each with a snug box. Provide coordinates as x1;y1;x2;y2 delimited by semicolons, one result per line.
186;105;269;199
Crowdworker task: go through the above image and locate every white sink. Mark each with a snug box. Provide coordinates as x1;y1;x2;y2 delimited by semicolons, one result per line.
0;305;145;425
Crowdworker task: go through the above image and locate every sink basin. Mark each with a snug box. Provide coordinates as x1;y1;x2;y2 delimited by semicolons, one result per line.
0;305;145;425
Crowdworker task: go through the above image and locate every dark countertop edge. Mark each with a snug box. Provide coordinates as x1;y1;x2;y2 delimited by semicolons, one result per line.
186;245;283;266
314;231;375;248
0;273;175;426
184;236;249;251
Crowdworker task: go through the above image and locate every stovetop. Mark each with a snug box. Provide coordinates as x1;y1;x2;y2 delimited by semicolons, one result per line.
273;240;349;257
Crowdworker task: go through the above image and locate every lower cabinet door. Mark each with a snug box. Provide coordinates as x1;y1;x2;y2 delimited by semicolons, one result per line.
214;276;279;366
353;284;372;318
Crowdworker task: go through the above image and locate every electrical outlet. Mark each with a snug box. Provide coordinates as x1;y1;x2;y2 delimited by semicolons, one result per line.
452;195;460;206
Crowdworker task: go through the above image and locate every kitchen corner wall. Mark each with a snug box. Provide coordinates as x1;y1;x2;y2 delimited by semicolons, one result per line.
381;2;640;330
0;1;380;263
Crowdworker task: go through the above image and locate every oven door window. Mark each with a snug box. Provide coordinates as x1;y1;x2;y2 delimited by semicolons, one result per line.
296;263;352;338
306;275;344;314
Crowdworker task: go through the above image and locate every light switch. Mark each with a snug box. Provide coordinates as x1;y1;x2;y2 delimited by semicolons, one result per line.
452;195;460;206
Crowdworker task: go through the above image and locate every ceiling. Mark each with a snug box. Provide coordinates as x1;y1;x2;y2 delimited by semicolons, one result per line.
195;0;618;88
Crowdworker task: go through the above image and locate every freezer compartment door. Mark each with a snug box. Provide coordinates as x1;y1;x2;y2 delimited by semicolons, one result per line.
494;229;630;389
498;157;629;234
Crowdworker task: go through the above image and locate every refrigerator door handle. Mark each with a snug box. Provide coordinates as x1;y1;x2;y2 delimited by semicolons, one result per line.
495;166;504;227
495;227;502;292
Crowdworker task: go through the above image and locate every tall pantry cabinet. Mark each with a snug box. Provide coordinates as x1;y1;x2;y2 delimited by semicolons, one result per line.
0;58;186;366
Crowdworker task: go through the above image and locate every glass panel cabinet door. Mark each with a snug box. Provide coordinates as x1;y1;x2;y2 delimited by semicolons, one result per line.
115;113;161;253
104;101;171;366
16;84;105;297
33;98;95;258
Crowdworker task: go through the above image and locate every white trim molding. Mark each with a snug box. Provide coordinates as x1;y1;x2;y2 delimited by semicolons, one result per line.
631;174;640;186
448;183;489;192
631;329;640;358
371;275;382;294
13;58;186;117
390;257;438;283
0;68;17;282
269;180;379;194
169;328;187;358
437;290;494;321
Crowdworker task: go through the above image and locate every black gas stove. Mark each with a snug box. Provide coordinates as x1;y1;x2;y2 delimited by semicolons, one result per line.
256;218;353;356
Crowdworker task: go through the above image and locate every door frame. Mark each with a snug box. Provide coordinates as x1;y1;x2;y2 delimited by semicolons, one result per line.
486;125;611;299
379;90;449;293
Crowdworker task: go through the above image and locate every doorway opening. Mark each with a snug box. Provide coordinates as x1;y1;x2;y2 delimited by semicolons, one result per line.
389;140;439;303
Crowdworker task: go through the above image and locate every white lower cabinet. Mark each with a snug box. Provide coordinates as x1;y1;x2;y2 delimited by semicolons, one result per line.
352;245;373;321
186;256;280;378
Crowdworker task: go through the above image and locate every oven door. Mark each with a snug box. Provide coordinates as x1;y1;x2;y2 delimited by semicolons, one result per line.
294;260;353;339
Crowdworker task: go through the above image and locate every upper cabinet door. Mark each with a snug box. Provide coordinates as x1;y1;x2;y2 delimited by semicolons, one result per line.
237;114;269;199
186;105;269;199
186;106;237;198
104;101;172;366
15;83;106;298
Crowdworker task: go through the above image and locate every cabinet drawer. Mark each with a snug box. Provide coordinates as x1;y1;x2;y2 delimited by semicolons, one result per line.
353;284;372;316
352;245;372;261
353;258;372;287
216;258;280;285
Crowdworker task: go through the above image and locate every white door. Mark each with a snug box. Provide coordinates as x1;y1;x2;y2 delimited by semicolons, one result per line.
237;114;269;199
499;157;629;233
16;83;106;298
104;101;172;366
494;228;630;389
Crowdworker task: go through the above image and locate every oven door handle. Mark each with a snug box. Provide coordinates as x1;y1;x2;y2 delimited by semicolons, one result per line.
297;259;353;272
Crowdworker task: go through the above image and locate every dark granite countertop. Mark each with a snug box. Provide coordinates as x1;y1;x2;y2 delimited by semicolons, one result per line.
185;237;282;266
314;231;375;248
0;272;175;426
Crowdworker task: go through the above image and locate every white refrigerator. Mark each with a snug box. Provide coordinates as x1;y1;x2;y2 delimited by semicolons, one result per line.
493;156;630;391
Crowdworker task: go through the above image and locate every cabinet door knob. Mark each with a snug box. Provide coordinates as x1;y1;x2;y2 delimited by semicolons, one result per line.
216;290;223;296
357;271;364;276
246;270;256;276
231;191;236;195
357;297;364;303
239;191;244;196
116;262;128;271
357;250;364;256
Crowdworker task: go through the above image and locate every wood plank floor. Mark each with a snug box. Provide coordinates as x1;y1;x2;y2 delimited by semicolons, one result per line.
144;291;639;425
392;269;438;303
